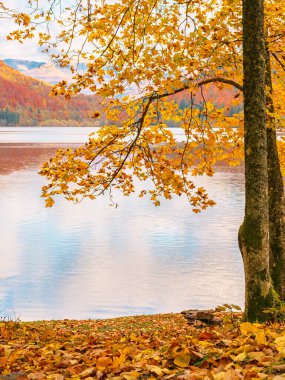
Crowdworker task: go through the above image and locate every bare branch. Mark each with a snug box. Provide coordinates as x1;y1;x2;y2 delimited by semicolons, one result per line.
272;52;285;73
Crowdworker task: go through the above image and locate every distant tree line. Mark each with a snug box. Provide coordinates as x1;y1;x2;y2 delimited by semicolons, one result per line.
178;98;243;116
0;108;20;125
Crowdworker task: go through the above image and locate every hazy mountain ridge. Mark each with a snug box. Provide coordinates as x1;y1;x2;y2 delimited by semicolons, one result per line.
3;59;46;71
3;59;85;85
3;58;72;85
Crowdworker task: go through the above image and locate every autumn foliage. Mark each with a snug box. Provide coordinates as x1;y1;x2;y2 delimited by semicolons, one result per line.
2;313;285;379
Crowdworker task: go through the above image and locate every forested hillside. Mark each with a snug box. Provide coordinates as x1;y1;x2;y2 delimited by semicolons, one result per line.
0;61;103;126
172;85;242;116
3;60;242;117
0;60;241;126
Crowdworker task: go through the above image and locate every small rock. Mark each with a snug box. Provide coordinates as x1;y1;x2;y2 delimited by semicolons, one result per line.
181;309;221;325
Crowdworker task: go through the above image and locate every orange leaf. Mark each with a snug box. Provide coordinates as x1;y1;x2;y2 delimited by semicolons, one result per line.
97;356;112;368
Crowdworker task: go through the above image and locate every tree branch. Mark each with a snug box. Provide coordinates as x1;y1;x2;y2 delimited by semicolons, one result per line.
272;52;285;73
97;95;154;195
156;77;243;101
197;77;243;91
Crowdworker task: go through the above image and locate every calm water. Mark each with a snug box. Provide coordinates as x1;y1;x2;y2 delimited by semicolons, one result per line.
0;127;245;321
0;126;96;144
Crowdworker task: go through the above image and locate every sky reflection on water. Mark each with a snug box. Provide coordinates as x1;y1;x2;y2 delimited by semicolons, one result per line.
0;139;245;321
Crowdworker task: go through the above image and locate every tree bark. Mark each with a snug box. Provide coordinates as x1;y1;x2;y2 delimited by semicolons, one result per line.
239;0;277;321
265;47;285;300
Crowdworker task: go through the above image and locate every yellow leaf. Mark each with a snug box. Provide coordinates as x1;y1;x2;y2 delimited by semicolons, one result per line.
233;351;247;362
45;197;54;208
112;353;126;368
22;13;31;25
123;373;140;380
174;353;191;368
247;351;265;361
240;322;260;335
213;373;228;380
46;375;64;380
275;336;285;356
148;366;163;376
255;330;267;345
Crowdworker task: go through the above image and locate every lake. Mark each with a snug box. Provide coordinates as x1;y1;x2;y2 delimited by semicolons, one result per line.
0;127;245;321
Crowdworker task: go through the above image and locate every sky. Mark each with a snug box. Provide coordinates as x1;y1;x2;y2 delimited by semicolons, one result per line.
0;22;47;62
0;0;63;62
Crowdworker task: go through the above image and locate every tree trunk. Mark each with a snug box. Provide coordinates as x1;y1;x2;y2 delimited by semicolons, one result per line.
266;47;285;300
239;0;277;321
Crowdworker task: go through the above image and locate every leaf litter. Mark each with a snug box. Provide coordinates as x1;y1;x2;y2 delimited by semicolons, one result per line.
1;312;285;379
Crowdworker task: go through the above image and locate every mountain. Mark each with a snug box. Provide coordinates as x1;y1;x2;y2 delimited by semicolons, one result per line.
3;59;85;85
3;59;46;72
0;61;103;126
4;59;73;85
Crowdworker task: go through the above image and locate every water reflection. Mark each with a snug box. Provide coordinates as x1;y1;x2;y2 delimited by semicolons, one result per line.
0;145;59;174
0;143;245;321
